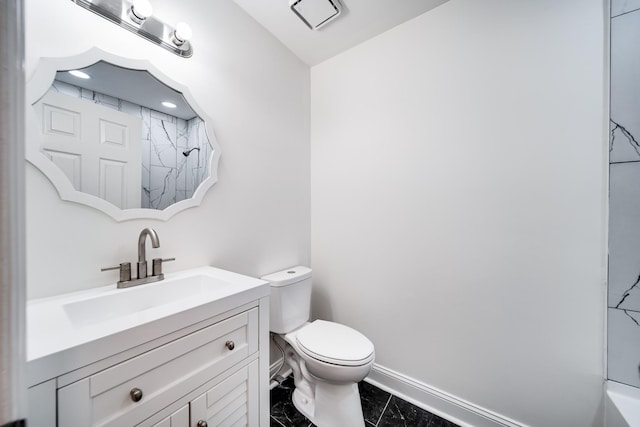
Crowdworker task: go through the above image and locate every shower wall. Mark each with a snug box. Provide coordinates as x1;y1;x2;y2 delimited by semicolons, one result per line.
608;0;640;389
49;80;211;210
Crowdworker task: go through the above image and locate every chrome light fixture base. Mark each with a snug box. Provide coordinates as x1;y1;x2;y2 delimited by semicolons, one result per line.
71;0;193;58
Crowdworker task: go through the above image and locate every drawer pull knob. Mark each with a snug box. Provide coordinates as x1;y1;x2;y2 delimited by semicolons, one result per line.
197;421;208;427
225;340;235;350
130;388;143;402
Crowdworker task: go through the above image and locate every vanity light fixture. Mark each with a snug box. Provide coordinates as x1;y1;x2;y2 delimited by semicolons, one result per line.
128;0;153;25
68;70;91;79
172;22;193;46
161;101;177;108
70;0;193;58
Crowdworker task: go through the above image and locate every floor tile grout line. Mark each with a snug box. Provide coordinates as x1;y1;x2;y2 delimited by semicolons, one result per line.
374;394;393;426
270;415;286;427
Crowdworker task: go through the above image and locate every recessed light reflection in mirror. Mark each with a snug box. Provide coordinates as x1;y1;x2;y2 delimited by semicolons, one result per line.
68;70;90;79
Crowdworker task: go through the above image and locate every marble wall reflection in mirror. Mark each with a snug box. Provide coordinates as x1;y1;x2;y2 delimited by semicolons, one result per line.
27;50;221;221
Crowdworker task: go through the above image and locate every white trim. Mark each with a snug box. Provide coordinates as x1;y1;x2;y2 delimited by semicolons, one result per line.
0;0;27;422
366;364;526;427
25;47;222;222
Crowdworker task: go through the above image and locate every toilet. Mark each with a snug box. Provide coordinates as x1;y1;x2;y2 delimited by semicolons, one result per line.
261;266;375;427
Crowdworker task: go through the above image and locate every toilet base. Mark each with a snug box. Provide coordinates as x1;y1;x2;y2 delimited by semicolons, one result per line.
292;387;315;420
292;380;365;427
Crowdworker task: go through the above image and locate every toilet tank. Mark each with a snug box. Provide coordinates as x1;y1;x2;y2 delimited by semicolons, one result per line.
261;266;312;334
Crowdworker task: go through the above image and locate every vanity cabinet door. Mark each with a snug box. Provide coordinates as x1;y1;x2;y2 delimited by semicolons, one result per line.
190;360;259;427
149;404;188;427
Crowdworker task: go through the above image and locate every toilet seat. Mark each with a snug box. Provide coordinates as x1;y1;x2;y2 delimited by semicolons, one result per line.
296;320;374;367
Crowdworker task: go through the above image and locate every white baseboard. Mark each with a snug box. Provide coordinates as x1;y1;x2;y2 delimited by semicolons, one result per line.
366;364;526;427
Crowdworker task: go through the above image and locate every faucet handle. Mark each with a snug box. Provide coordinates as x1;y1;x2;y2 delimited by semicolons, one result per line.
101;262;132;283
152;257;175;277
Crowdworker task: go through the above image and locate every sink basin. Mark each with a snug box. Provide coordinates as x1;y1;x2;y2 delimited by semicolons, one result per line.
64;272;232;328
27;266;269;379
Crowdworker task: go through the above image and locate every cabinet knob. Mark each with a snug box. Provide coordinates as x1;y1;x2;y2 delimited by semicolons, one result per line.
130;387;143;402
225;340;235;350
197;421;208;427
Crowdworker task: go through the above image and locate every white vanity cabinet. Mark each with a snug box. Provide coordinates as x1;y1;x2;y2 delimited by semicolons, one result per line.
57;308;260;427
188;359;259;427
149;404;189;427
143;358;258;427
27;268;271;427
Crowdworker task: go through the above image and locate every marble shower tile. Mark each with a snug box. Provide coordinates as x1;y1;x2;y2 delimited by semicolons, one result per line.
612;0;640;17
141;139;151;209
610;120;640;162
119;100;144;119
177;118;188;148
190;118;212;186
151;109;173;122
149;166;176;210
202;140;212;179
80;88;93;101
80;88;119;109
141;139;151;173
185;150;202;197
611;10;640;162
608;308;640;388
378;396;457;427
176;155;188;193
175;190;188;203
609;163;640;312
149;118;177;168
139;107;152;140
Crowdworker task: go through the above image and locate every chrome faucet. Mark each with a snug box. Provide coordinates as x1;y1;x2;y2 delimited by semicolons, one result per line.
101;227;174;288
137;227;160;279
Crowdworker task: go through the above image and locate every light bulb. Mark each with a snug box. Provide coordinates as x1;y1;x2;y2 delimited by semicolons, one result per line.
130;0;153;24
161;101;177;109
172;22;192;46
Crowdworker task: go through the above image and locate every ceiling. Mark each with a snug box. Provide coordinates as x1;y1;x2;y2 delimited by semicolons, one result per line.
233;0;449;66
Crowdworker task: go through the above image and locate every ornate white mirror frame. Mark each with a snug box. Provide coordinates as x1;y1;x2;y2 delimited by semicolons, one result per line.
26;48;221;221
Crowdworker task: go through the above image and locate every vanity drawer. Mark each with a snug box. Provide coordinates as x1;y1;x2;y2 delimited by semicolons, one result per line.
58;308;258;427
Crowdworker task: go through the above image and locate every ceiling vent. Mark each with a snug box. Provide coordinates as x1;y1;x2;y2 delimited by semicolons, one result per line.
290;0;342;30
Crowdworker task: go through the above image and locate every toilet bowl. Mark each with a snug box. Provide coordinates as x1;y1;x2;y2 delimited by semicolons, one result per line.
261;267;375;427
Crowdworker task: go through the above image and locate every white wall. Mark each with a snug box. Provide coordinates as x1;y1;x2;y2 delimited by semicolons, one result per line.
310;0;607;426
25;0;310;299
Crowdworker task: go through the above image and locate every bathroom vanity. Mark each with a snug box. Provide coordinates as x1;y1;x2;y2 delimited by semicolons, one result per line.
26;267;270;427
24;47;271;426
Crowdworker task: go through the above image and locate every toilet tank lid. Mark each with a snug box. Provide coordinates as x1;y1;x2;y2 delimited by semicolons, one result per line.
260;266;312;287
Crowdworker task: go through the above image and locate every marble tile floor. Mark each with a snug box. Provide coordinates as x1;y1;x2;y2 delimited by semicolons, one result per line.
270;377;460;427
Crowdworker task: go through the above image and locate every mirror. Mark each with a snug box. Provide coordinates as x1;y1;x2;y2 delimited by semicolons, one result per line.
26;49;221;221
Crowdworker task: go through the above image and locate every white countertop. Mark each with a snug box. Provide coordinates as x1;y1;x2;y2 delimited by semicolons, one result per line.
27;266;269;387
